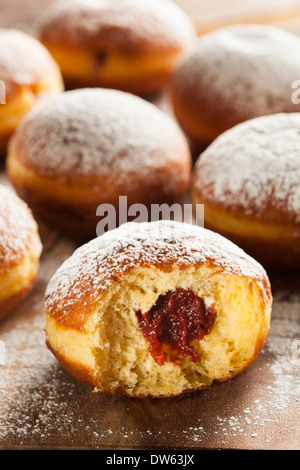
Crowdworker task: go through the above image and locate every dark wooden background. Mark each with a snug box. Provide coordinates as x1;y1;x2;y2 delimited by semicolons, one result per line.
0;0;299;450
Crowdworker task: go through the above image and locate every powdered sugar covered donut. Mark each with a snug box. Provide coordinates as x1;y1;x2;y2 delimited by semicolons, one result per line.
7;88;192;239
36;0;196;95
45;220;272;397
0;184;42;321
0;28;63;156
171;24;300;147
192;113;300;269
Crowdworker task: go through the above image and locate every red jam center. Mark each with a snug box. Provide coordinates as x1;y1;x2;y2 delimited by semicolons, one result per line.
136;288;216;365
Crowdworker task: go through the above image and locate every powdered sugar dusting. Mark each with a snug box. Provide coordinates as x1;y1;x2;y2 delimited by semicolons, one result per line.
194;113;300;222
45;220;270;323
0;184;40;273
0;236;298;449
174;24;300;117
0;28;59;96
37;0;196;52
12;88;189;186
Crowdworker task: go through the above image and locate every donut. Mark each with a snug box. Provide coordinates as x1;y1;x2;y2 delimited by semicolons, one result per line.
44;219;272;397
7;88;192;240
36;0;196;96
0;28;64;157
0;184;42;321
192;113;300;270
171;24;300;148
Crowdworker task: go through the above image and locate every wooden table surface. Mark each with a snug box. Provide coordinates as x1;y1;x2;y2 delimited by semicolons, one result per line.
0;0;299;451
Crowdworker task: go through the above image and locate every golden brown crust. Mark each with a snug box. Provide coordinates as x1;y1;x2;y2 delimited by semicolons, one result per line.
171;24;300;145
0;129;13;158
44;220;271;397
171;90;234;149
0;184;41;274
10;179;190;242
193;192;300;270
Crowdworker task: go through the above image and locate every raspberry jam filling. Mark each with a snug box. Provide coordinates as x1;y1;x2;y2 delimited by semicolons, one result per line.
136;288;216;365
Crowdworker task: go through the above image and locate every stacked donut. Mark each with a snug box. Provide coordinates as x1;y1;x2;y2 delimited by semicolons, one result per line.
4;0;300;398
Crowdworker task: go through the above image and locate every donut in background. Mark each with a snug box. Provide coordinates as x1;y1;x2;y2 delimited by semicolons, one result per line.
44;220;272;397
36;0;197;96
192;113;300;270
0;184;42;321
171;24;300;147
0;28;64;157
7;88;192;240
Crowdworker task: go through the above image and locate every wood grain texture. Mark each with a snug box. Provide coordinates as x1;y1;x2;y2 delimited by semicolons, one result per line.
0;0;300;451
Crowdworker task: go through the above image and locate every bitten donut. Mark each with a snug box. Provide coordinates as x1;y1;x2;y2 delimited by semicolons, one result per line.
171;24;300;147
36;0;196;95
7;88;192;240
0;28;64;157
192;113;300;270
44;220;272;398
0;184;42;321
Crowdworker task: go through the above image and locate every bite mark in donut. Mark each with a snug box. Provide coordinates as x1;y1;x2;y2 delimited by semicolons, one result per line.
44;220;272;397
136;288;216;365
192;112;300;269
